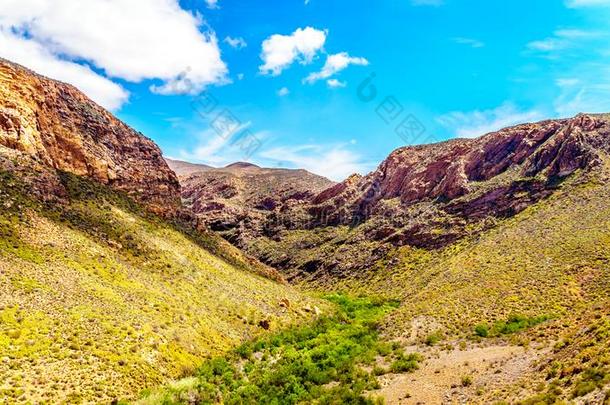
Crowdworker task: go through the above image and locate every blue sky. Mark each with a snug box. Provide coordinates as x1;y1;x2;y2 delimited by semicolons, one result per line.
1;0;610;180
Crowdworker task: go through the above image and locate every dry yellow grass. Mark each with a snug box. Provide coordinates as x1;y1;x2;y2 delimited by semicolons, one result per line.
0;170;321;403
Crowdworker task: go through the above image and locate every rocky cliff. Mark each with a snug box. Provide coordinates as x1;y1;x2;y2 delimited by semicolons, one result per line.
168;159;335;237
303;114;609;246
178;113;610;279
0;59;181;216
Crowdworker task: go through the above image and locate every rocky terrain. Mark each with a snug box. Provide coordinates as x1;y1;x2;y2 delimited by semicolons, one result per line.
167;158;334;240
181;114;610;281
0;59;181;217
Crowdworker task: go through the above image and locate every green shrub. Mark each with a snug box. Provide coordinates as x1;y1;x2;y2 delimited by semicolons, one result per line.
494;314;551;335
143;294;415;404
425;332;442;346
474;324;489;338
390;353;422;373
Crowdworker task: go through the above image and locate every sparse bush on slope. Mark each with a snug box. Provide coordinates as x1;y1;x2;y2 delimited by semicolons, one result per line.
0;169;320;403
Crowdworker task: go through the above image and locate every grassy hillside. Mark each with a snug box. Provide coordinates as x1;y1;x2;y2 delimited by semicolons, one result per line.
341;167;610;402
0;169;321;403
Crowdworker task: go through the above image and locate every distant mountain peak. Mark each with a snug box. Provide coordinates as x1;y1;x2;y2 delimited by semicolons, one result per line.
165;158;213;177
225;161;261;169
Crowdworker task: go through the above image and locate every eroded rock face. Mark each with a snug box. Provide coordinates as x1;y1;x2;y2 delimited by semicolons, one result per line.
167;158;335;235
177;113;610;280
313;114;609;227
0;59;181;217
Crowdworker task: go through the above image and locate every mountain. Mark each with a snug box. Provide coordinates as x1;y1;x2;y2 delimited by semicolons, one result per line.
173;113;610;403
0;59;320;403
171;160;335;240
0;59;181;217
165;158;213;177
183;114;610;280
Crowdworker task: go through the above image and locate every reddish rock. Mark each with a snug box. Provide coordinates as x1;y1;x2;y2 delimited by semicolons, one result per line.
313;114;609;224
0;58;181;217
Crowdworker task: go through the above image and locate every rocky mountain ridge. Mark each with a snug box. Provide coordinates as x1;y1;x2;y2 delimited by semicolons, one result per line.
166;158;335;235
178;113;610;279
0;58;181;217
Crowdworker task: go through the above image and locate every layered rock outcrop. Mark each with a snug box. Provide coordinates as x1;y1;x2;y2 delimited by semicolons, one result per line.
177;112;610;279
0;58;180;216
167;158;335;233
314;114;607;222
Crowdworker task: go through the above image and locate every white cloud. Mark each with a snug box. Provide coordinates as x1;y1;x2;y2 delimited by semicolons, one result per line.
224;36;247;49
554;83;610;116
556;78;580;87
0;28;128;111
205;0;219;9
277;87;290;96
452;37;485;48
304;52;369;84
327;79;346;88
259;27;327;76
259;144;369;181
527;29;600;52
0;0;228;101
565;0;610;7
437;102;544;138
177;122;268;165
411;0;444;6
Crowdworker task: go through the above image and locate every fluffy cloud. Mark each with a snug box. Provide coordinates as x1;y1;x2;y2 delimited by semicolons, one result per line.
304;52;369;84
0;29;128;111
327;79;346;88
437;102;543;138
224;36;247;49
0;0;228;108
277;87;290;96
259;27;327;76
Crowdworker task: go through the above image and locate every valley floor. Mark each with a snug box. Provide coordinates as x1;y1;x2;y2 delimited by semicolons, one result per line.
374;343;542;404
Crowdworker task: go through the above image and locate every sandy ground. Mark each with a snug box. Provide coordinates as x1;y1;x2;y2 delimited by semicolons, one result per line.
373;343;548;405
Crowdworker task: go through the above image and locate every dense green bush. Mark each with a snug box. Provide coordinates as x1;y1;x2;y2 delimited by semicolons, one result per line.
142;294;420;404
390;353;422;373
473;314;551;338
474;324;489;338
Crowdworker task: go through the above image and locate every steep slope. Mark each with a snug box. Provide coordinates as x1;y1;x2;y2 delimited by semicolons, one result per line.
0;60;320;403
169;159;334;238
0;59;180;217
0;166;319;403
